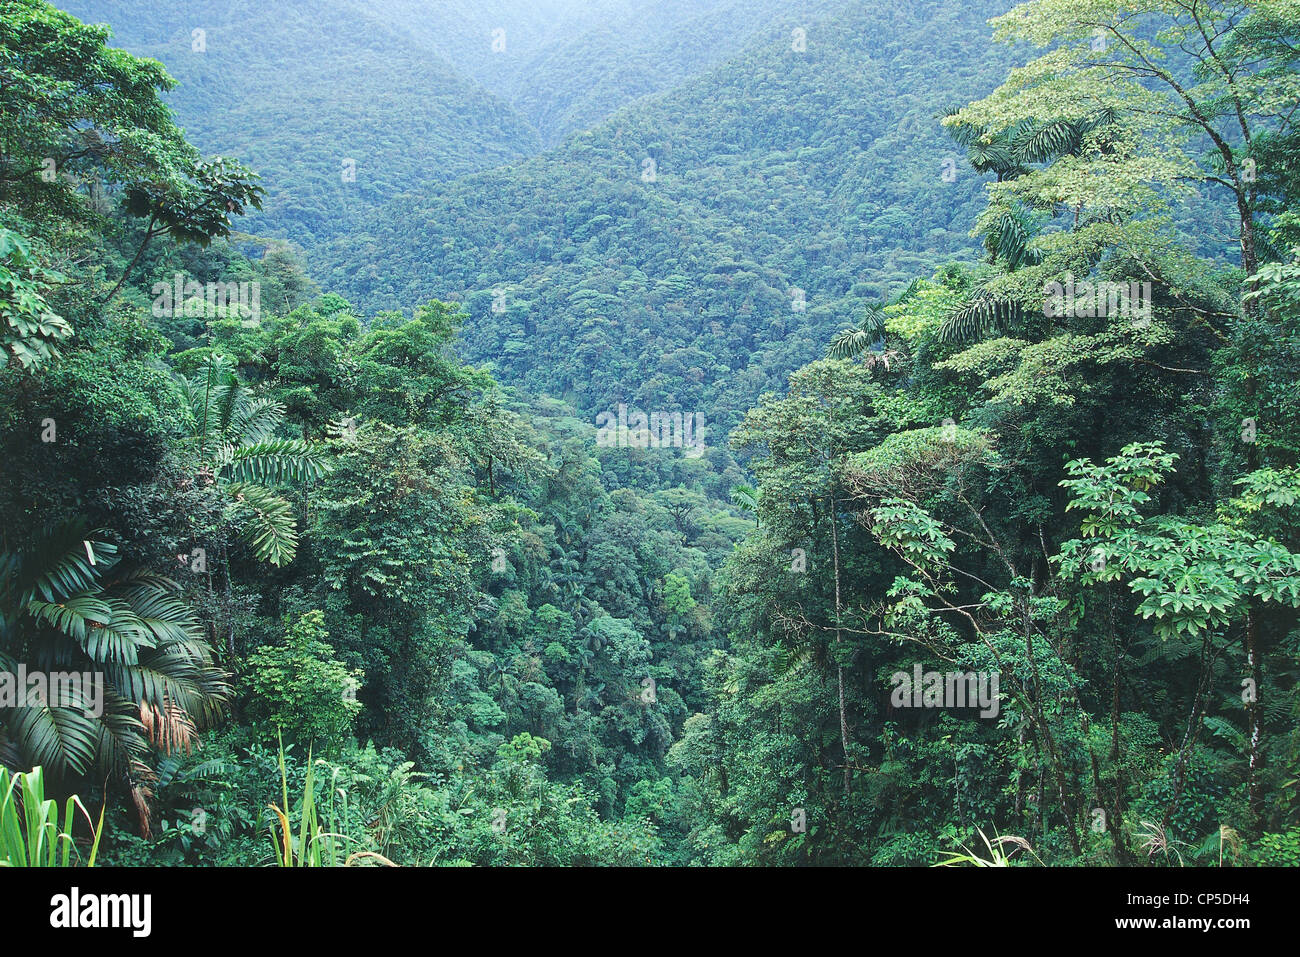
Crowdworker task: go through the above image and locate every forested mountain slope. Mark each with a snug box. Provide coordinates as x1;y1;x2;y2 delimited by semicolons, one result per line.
359;0;846;146
324;0;1018;437
58;0;847;247
57;0;543;247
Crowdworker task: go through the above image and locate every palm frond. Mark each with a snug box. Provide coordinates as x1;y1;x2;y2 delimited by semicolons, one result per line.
940;295;1022;343
209;362;242;441
894;277;923;305
226;483;299;565
730;484;758;514
139;698;196;755
113;583;204;647
230;395;285;444
989;210;1043;270
25;594;112;644
90;689;148;780
828;303;887;359
1012;119;1083;164
218;440;333;485
7;706;99;776
12;524;114;607
182;354;240;442
74;597;155;664
968;141;1021;178
106;660;201;714
939;108;985;149
828;327;878;359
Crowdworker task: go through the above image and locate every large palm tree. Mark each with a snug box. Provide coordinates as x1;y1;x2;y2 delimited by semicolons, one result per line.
178;354;332;566
0;520;228;798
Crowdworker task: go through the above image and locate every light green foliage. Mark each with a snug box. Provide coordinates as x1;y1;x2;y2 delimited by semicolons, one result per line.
0;766;102;867
0;229;71;368
663;573;696;616
496;732;551;765
1059;443;1300;638
244;612;362;752
950;0;1299;275
1251;825;1300;865
884;278;965;342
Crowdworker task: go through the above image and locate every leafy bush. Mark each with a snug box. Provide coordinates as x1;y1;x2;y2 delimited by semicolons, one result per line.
243;611;363;753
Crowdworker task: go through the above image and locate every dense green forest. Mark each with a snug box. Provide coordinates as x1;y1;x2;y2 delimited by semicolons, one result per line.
1;0;1299;870
55;0;846;247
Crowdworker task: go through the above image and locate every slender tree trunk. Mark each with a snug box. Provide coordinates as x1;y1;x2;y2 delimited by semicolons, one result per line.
1105;587;1132;861
1034;756;1044;841
1163;634;1216;831
1015;728;1027;826
1245;607;1263;826
104;215;157;304
221;540;234;658
829;492;850;798
1237;187;1259;310
1241;359;1264;823
1022;610;1081;854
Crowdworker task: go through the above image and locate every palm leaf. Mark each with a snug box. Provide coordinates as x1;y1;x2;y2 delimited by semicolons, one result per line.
105;661;198;714
226;482;299;565
827;303;887;359
230;395;285;443
73;597;155;664
989;211;1043;270
16;525;114;606
1012;119;1083;164
730;483;758;514
89;689;149;780
7;706;99;776
26;594;113;644
828;327;879;359
114;583;204;647
940;295;1022;343
219;440;333;485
